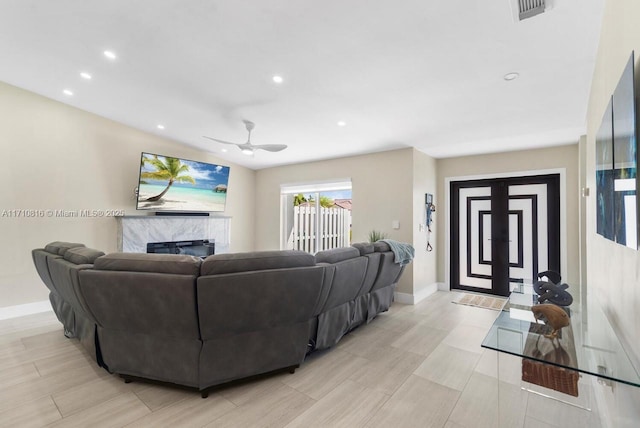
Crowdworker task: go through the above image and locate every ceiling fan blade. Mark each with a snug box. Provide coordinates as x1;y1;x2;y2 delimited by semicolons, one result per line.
202;136;239;146
253;144;288;152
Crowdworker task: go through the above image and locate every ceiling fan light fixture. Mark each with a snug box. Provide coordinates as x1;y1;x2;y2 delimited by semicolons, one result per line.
203;120;287;155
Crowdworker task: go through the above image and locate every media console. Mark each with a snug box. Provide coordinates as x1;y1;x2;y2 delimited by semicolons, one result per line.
146;239;215;258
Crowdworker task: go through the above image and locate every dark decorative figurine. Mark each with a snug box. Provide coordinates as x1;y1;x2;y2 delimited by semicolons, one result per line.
534;270;573;306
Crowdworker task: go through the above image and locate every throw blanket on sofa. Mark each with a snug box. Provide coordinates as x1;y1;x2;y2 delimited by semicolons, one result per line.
380;239;415;266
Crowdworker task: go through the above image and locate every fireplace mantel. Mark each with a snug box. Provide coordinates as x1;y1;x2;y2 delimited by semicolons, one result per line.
115;215;231;254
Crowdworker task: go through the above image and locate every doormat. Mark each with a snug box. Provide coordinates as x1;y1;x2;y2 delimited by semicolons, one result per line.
452;293;507;311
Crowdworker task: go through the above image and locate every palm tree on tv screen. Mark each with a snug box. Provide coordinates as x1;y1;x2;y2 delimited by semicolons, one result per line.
141;156;195;202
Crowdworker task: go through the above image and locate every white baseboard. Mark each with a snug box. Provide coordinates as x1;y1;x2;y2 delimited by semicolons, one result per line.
438;282;449;291
393;292;414;305
394;282;440;305
0;300;52;321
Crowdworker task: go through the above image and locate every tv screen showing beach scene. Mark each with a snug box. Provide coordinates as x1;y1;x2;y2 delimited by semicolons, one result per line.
136;152;230;212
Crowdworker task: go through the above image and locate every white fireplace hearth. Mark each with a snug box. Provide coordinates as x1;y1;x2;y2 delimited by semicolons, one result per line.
115;215;231;254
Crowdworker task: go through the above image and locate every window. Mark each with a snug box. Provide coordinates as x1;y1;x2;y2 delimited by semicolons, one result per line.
280;180;352;253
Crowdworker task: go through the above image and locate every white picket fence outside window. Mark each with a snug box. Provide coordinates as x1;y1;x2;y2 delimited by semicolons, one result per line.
288;206;351;253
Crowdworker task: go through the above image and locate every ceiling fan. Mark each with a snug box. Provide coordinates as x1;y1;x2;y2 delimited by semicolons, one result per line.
203;120;287;156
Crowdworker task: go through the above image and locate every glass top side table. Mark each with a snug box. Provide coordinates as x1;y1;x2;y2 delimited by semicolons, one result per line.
480;283;640;427
481;282;640;389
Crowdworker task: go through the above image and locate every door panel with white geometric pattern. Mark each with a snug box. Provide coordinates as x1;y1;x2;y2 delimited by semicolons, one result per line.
451;175;560;296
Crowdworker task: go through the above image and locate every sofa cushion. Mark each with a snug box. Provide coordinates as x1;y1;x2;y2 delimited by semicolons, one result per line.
32;249;62;293
63;247;105;265
45;241;85;256
373;241;391;252
94;253;201;276
315;247;360;264
352;242;374;256
201;250;314;276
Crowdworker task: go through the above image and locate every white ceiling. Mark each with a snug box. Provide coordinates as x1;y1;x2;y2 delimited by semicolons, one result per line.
0;0;605;169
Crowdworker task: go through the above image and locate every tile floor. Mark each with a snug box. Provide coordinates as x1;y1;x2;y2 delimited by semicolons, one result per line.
0;291;602;427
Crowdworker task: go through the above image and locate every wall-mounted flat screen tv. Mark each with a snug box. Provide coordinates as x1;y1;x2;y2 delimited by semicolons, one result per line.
611;53;637;249
136;152;230;212
595;51;638;249
596;98;614;240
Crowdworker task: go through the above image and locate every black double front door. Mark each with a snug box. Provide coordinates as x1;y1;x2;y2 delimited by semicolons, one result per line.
450;174;560;297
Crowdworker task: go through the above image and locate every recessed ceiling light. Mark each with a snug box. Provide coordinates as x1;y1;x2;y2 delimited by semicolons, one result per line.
337;121;346;127
63;89;73;96
272;75;284;84
504;72;519;81
80;72;92;80
157;124;165;130
221;149;228;153
103;50;117;60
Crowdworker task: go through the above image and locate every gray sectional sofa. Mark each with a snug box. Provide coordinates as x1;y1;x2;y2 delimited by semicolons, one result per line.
32;240;408;396
32;242;105;363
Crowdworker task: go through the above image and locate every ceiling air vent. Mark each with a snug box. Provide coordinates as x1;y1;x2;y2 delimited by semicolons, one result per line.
517;0;546;21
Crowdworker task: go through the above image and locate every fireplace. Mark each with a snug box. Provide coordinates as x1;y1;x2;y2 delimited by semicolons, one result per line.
146;239;215;258
116;215;230;254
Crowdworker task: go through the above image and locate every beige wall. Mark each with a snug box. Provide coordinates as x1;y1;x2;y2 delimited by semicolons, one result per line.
0;82;256;308
412;149;439;295
583;2;640;421
255;148;438;295
436;145;580;290
585;0;640;370
578;135;588;300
